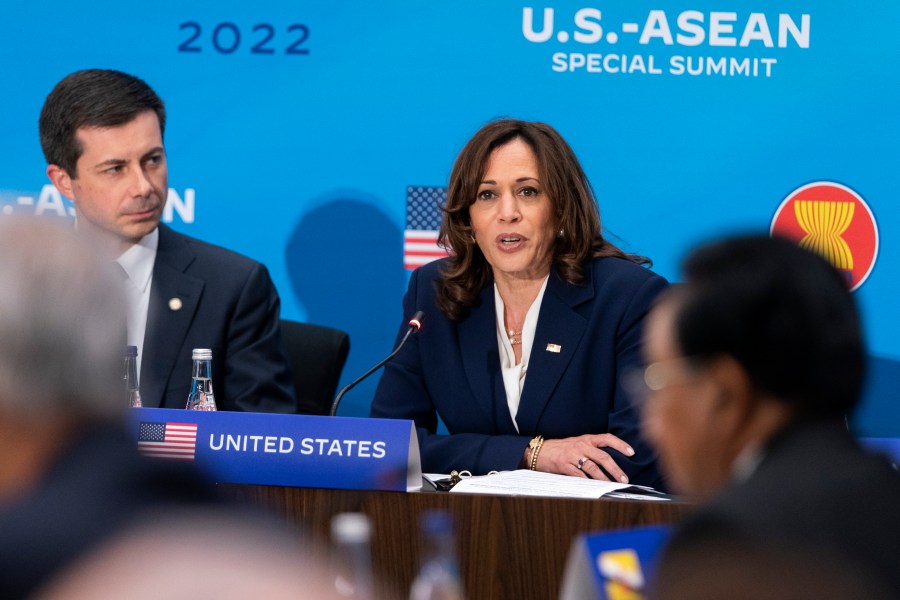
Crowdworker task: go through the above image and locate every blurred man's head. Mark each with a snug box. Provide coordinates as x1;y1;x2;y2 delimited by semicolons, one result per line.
639;235;865;498
35;513;347;600
0;217;125;497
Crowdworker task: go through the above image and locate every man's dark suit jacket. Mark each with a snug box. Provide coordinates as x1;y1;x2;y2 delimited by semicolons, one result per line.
140;224;299;413
371;256;666;487
655;420;900;596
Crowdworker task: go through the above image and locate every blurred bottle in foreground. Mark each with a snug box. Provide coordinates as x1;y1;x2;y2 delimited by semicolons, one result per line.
124;345;142;408
409;511;466;600
331;512;375;600
185;348;217;411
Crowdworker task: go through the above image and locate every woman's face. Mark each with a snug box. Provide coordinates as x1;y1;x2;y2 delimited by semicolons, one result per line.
468;138;556;284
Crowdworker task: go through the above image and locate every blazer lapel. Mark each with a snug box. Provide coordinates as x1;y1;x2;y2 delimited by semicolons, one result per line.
140;225;203;408
457;284;517;432
514;269;593;433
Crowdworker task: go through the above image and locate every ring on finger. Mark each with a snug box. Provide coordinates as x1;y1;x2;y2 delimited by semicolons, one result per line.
577;456;588;470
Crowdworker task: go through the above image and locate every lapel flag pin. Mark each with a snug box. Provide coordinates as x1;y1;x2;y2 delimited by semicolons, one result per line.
168;298;183;311
546;343;561;353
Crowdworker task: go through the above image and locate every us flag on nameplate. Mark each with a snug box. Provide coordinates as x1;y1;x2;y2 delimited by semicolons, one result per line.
137;422;198;461
404;186;451;270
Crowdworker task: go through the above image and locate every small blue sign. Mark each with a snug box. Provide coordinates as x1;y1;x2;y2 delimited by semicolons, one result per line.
561;525;671;600
127;408;421;492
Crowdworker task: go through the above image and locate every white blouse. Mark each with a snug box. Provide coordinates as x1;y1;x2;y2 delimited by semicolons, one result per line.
494;276;549;432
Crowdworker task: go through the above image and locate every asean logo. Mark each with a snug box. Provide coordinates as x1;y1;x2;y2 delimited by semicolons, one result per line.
771;181;878;291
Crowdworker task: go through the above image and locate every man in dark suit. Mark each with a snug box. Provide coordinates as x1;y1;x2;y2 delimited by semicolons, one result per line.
637;235;900;597
40;69;300;413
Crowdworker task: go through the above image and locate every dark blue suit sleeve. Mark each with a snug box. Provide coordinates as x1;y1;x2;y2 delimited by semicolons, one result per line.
220;262;298;413
370;268;439;429
606;273;668;489
371;268;533;474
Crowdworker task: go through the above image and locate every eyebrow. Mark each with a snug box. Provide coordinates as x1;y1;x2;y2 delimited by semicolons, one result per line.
480;177;541;185
91;146;165;170
92;158;126;171
141;146;166;161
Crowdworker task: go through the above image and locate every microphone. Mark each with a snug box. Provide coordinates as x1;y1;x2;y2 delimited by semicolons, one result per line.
329;311;424;417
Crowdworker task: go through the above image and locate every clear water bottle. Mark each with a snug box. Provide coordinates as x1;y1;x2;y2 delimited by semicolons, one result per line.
185;348;217;411
409;511;466;600
331;512;375;600
124;345;142;408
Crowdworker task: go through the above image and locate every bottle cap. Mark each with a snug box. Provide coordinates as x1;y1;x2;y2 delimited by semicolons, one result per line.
125;345;138;357
192;348;213;360
332;512;372;544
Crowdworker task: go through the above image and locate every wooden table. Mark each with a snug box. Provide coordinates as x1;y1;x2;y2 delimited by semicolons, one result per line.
223;483;691;599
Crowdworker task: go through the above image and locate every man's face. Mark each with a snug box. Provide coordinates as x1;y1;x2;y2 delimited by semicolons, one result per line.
48;110;167;253
639;298;735;499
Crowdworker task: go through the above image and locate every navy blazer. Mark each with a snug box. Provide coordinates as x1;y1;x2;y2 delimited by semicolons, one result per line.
371;256;667;487
140;224;298;413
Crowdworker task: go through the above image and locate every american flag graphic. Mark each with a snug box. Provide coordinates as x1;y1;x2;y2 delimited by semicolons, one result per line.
137;422;198;461
404;186;451;270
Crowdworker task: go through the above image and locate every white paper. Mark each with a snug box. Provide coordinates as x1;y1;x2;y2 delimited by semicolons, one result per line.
449;469;631;498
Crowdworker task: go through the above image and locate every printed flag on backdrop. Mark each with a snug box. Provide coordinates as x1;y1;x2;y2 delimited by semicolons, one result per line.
404;186;451;270
137;421;198;461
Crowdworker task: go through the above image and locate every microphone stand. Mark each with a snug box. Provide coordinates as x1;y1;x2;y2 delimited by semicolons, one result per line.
329;311;423;416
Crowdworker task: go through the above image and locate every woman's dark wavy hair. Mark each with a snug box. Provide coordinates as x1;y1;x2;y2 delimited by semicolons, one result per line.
436;119;647;321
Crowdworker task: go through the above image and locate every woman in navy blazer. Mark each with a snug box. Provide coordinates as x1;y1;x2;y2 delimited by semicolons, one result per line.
371;120;666;488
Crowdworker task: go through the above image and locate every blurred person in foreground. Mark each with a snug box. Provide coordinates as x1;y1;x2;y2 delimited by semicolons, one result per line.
35;513;348;600
636;235;900;597
39;68;299;413
0;217;218;597
372;119;666;487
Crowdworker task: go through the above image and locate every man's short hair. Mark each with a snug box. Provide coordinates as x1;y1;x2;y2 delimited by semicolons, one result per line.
39;69;166;176
0;217;126;420
674;234;865;418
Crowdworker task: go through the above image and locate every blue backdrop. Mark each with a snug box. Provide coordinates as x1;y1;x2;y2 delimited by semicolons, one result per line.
2;2;897;435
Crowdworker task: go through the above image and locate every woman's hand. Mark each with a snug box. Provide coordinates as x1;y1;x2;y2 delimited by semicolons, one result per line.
535;434;636;483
